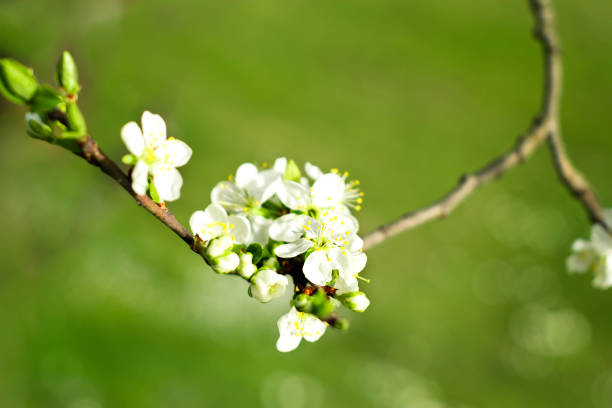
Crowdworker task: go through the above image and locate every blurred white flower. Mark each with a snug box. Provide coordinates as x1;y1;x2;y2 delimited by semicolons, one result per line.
249;268;289;303
276;307;327;352
567;210;612;289
121;111;192;201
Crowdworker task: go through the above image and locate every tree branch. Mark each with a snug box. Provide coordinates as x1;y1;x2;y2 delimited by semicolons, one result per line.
48;110;197;252
361;0;606;251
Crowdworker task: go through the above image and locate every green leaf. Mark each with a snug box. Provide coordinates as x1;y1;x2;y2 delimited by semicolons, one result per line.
0;58;38;104
56;51;80;95
283;159;302;182
30;85;63;113
122;154;138;165
66;102;87;134
246;243;264;264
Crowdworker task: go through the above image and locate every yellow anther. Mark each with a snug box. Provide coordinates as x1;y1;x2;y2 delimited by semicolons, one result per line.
168;136;175;141
360;192;364;196
343;171;348;177
307;220;311;225
228;173;233;181
355;205;362;211
262;162;269;168
331;168;338;173
357;198;363;203
355;180;360;185
230;224;235;228
345;231;350;235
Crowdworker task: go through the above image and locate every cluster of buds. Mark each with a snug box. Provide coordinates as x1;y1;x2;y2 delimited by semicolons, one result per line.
1;51;88;148
188;158;370;351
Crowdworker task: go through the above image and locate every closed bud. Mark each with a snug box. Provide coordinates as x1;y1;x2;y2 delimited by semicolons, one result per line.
212;252;240;274
333;317;350;331
207;235;234;258
338;291;370;312
56;51;80;95
66;102;87;134
25;112;54;140
0;58;38;104
293;293;313;313
238;253;257;279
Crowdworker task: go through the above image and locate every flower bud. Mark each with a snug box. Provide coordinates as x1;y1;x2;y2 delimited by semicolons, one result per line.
212;252;239;274
249;269;288;303
66;102;87;134
207;235;234;258
56;50;80;95
25;112;54;140
0;58;38;104
238;253;257;279
338;291;370;312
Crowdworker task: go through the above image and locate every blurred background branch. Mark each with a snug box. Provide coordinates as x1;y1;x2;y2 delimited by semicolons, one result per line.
362;0;606;251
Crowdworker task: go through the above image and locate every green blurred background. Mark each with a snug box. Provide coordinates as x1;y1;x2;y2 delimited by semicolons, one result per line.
1;0;612;406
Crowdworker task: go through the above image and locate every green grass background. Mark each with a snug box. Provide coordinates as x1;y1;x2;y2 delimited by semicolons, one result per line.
1;0;612;407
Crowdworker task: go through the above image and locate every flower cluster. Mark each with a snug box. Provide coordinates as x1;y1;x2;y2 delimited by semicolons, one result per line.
119;115;369;352
567;210;612;289
190;158;370;352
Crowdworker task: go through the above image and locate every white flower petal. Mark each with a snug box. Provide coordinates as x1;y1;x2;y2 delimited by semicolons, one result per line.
276;334;301;352
152;167;183;202
311;173;345;208
235;162;259;189
591;225;612;253
250;269;288;303
273;157;287;173
269;214;302;242
593;256;612;289
304;162;323;180
275;238;313;258
277;180;309;210
121;121;145;156
131;160;149;196
211;181;246;211
301;313;327;343
141;111;167;147
303;250;333;285
156;139;192;168
205;203;229;224
249;215;272;245
228;215;251;244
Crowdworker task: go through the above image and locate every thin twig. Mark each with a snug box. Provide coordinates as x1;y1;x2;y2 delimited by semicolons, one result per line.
361;0;605;251
48;110;196;251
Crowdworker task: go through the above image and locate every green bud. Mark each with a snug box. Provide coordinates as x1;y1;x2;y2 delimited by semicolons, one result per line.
65;102;87;134
25;112;54;140
30;85;63;113
56;51;80;95
148;177;161;203
293;294;313;313
246;242;264;264
333;317;350;331
283;159;302;182
122;154;138;165
337;291;370;312
314;299;334;319
0;58;38;104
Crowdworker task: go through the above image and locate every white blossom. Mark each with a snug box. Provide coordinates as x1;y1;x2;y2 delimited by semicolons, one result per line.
276;307;327;352
567;210;612;289
249;268;289;303
121;111;192;202
273;213;366;289
189;203;250;244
